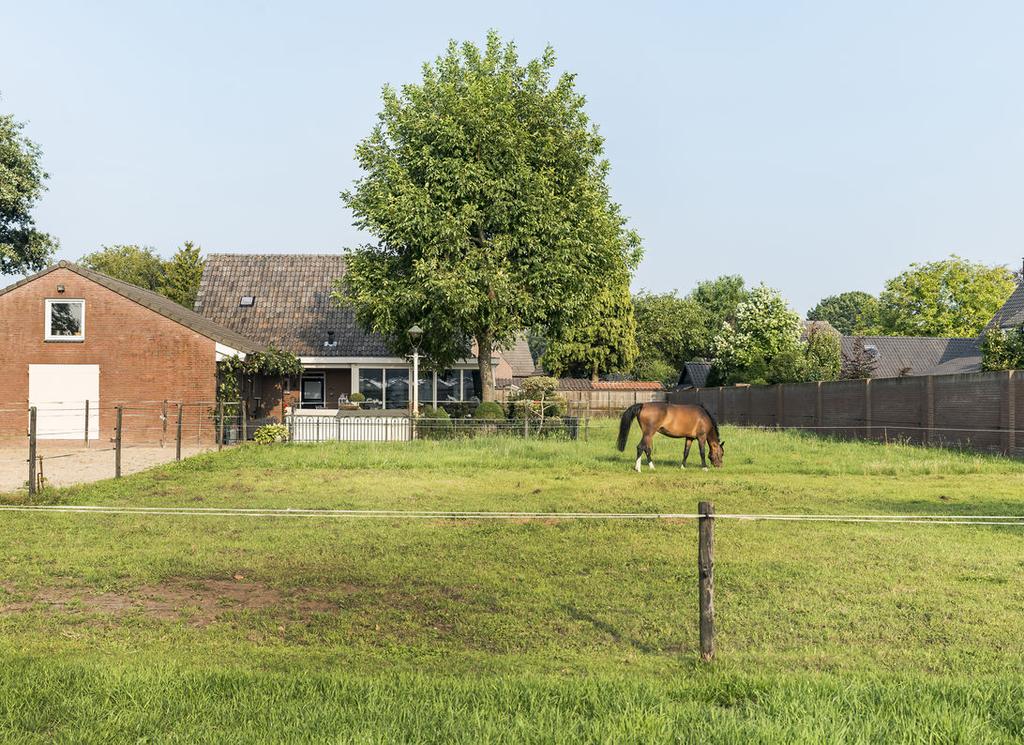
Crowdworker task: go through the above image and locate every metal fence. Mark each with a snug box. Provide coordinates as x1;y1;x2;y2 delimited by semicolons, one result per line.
669;370;1023;457
286;414;588;443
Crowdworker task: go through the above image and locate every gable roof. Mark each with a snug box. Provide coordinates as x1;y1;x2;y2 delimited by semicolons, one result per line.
196;254;388;357
840;336;981;378
677;362;712;389
0;261;261;353
195;253;536;369
988;281;1024;330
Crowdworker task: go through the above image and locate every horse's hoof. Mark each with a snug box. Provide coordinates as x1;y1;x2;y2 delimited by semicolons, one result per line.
702;466;709;471
649;463;655;471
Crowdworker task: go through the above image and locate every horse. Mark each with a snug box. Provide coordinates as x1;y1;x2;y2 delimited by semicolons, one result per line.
617;402;725;472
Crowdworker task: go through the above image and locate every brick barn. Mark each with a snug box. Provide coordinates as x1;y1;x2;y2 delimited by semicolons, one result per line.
0;261;260;441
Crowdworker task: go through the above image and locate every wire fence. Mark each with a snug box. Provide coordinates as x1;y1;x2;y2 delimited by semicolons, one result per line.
286;414;588;443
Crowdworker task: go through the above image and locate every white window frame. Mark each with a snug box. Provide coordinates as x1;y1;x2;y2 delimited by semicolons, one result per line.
44;299;86;342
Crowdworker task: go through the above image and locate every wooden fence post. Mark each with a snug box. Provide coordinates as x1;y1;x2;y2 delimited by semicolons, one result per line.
84;399;90;448
815;381;823;431
175;403;183;461
114;406;123;478
241;400;248;443
746;385;753;426
698;500;715;662
161;399;168;448
218;401;225;451
775;385;784;429
718;387;725;423
864;379;872;440
28;407;37;497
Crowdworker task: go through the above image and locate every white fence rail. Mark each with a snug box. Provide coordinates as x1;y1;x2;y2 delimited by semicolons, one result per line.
287;415;412;442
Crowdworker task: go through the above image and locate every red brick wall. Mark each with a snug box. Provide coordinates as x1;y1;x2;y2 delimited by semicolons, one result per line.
0;268;218;443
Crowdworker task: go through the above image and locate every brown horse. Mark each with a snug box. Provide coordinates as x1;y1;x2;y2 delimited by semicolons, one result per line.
617;402;725;471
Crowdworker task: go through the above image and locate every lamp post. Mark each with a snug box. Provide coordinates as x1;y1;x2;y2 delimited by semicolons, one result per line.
408;325;423;416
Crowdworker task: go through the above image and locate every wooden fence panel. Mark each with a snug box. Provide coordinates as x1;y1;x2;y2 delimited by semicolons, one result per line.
782;383;817;429
820;379;868;439
749;386;776;427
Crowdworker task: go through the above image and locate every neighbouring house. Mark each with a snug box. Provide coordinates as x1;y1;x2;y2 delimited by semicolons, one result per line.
987;276;1024;331
677;362;713;390
194;254;536;417
840;336;982;378
0;261;260;441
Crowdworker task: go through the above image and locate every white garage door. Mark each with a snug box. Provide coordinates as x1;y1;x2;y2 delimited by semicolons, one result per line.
28;364;100;440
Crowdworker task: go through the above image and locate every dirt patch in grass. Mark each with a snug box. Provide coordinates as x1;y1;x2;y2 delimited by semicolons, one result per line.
0;577;337;626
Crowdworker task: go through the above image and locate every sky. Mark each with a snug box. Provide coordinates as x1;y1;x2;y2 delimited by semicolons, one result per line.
3;0;1023;313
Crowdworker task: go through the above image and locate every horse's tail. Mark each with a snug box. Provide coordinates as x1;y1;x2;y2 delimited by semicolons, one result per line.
617;403;644;451
699;404;721;440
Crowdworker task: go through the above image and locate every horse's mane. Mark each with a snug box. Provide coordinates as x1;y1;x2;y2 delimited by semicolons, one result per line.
698;404;720;440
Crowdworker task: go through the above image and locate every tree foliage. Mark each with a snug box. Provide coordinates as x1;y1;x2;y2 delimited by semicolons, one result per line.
630;291;707;385
161;241;206;308
712;285;803;384
337;32;641;401
541;282;637;381
877;256;1015;337
1;110;58;274
80;245;166;291
981;326;1024;371
803;323;842;381
807;291;880;335
78;241;206;308
840;337;879;379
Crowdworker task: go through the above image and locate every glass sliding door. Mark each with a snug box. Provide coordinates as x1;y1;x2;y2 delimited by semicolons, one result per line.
462;369;481;402
385;368;410;409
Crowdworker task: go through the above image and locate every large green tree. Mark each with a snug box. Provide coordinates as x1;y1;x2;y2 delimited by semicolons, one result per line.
78;241;205;308
877;256;1015;337
161;241;206;308
337;32;641;401
807;291;880;335
1;110;58;274
541;281;637;382
630;291;707;385
711;285;804;385
79;244;166;291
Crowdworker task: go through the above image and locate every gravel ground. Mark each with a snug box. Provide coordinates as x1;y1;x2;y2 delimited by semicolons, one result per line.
0;442;213;494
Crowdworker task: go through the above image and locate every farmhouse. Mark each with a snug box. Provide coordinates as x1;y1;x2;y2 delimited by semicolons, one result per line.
0;261;260;440
194;253;535;418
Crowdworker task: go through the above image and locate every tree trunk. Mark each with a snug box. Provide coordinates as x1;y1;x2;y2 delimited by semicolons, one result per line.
476;331;495;402
591;362;600;385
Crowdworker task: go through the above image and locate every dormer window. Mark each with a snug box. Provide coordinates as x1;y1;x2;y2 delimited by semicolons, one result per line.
45;299;85;341
239;296;256;307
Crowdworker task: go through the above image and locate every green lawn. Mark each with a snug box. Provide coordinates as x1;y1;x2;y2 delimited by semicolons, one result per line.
1;422;1023;742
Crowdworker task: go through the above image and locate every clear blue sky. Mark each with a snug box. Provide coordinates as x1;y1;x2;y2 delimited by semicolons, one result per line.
4;0;1023;313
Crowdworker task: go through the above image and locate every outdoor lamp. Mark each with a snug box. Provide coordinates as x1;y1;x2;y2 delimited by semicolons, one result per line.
408;324;423;348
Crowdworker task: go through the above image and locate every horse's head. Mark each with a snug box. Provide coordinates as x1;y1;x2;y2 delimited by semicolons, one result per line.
709;439;725;468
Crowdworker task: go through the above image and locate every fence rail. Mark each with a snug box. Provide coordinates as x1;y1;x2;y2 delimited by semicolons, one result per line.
669;369;1023;457
286;414;587;442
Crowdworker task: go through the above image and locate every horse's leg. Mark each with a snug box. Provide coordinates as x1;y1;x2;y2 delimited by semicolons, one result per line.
634;440;644;473
698;436;708;470
682;439;691;468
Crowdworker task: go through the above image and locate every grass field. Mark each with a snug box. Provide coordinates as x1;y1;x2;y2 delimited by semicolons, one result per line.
1;421;1023;742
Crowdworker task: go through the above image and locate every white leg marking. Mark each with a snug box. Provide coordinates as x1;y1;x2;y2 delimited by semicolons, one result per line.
634;456;642;473
649;460;655;471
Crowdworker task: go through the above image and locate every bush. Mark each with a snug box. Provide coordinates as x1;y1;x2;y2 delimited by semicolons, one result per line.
472;402;506;420
417;405;453;439
349;392;366;403
253;423;289;444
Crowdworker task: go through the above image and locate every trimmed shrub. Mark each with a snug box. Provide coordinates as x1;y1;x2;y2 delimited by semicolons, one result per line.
472;402;506;420
349;392;366;403
418;406;453;439
253;423;289;444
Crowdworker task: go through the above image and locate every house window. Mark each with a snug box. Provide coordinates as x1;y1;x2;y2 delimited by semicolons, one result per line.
358;368;384;409
462;370;481;402
239;296;256;307
417;373;434;407
438;369;461;402
45;299;85;341
385;369;410;409
300;373;326;408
